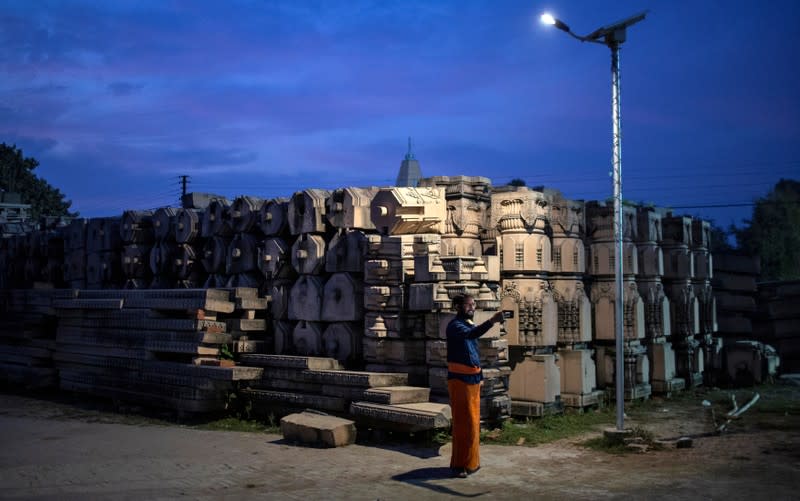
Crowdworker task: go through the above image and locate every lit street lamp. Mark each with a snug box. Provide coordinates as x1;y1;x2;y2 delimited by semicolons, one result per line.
542;10;647;432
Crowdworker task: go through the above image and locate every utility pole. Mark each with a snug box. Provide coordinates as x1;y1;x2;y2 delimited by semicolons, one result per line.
179;175;189;197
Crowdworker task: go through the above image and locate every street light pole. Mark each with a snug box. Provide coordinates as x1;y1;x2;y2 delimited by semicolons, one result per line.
541;10;647;432
610;40;624;431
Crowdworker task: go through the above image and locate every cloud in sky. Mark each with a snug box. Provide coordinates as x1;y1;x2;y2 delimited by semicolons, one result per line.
1;0;798;227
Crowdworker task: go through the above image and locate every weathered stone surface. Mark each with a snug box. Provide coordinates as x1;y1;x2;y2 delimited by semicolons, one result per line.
230;195;264;234
288;275;324;321
363;338;426;364
200;198;233;238
174;208;201;243
238;354;342;370
291;233;326;275
349;401;451;431
363;386;430;405
280;411;356;448
52;298;123;310
306;369;408;387
325;187;378;230
370;187;446;235
326;230;368;274
120;210;154;244
288;189;330;235
555;348;597;395
322;273;363;322
226;233;259;275
322;322;361;363
242;388;346;412
259;198;289;236
57;314;226;333
508;354;560;404
292;321;324;356
226;318;266;332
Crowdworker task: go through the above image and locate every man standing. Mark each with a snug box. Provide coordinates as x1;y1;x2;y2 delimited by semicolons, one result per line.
446;294;504;478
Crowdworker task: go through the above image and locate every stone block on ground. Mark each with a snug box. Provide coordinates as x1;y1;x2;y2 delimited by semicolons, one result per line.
363;386;431;405
349;401;451;432
280;411;356;448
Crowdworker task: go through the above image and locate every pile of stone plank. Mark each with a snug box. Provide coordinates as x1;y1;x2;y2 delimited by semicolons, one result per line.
0;288;60;389
713;254;760;342
52;288;263;414
755;280;800;372
239;354;451;432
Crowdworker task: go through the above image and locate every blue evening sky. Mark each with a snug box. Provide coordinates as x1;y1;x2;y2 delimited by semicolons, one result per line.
2;0;799;229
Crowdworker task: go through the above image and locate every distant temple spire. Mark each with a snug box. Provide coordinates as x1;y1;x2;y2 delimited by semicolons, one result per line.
405;137;415;160
396;136;422;187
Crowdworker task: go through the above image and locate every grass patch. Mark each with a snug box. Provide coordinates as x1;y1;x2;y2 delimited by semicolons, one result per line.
429;429;452;446
581;426;664;454
196;415;281;434
582;436;629;454
481;408;615;446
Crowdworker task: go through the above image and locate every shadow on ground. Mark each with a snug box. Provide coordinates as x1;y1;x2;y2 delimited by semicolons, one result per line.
392;467;490;497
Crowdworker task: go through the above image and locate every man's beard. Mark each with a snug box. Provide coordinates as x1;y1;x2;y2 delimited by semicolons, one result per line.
461;309;474;320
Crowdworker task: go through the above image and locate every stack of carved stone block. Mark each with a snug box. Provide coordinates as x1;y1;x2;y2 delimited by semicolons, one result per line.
0;237;8;289
754;281;798;372
550;192;602;408
416;176;509;422
172;199;207;288
661;214;703;388
691;219;723;384
52;288;262;414
321;187;377;367
586;202;650;401
712;253;763;382
224;195;264;289
712;254;759;343
200;197;233;287
20;224;65;288
257;197;294;355
283;188;378;368
85;217;123;289
63;218;88;289
0;288;59;389
364;186;443;387
286;189;331;360
120;210;154;289
149;207;181;288
492;186;563;416
218;287;270;356
635;207;684;395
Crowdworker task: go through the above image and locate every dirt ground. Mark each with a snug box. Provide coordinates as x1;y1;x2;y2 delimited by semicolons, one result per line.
0;380;799;501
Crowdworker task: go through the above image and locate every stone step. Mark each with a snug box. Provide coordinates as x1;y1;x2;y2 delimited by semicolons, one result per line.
304;370;408;387
349;401;451;432
239;354;343;370
241;388;346;413
280;411;356;448
362;386;430;405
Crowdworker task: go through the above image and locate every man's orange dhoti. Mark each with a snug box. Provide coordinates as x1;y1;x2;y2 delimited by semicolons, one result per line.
448;378;481;471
